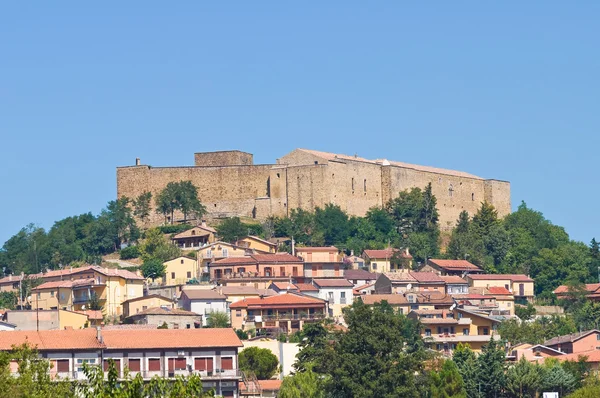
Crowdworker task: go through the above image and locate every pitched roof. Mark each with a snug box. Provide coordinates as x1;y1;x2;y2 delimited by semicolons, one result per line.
294;283;319;292
409;272;444;283
360;294;408;305
344;269;378;280
101;328;243;349
487;287;513;296
0;329;104;350
295;246;338;252
419;318;459;325
467;274;534;282
553;284;600;295
229;293;326;309
238;236;278;247
172;226;214;239
122;294;175;304
211;256;258;266
381;272;416;282
427;259;481;271
353;282;375;295
313;279;353;288
41;265;144;281
417;292;455;305
363;248;412;259
218;286;277;297
32;278;99;291
180;289;227;300
250;253;303;263
544;330;600;346
258;380;282;391
294;149;482;179
76;310;103;320
557;350;600;363
270;282;298;291
440;275;468;284
127;307;199;317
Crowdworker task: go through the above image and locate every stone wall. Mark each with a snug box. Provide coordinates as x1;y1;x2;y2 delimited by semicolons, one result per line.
194;150;253;166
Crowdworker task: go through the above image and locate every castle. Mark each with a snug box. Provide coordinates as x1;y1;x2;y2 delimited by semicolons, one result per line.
116;149;511;230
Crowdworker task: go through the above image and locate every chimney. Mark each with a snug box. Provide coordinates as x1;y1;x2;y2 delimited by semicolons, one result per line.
96;326;103;344
201;220;207;227
135;157;141;166
8;275;12;281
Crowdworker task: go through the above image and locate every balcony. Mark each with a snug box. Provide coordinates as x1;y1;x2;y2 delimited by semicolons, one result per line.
245;313;325;322
426;334;501;343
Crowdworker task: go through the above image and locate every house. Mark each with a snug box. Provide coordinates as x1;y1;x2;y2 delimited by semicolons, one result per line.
0;328;243;396
557;350;600;372
219;277;290;290
295;247;343;278
241;379;282;397
122;295;175;319
31;266;145;318
294;283;319;297
409;272;445;293
373;272;417;294
466;274;534;303
485;286;515;316
361;248;412;273
3;309;89;330
125;307;202;329
353;283;375;297
171;224;216;249
409;308;501;354
454;293;498;312
359;294;410;314
544;330;600;354
217;286;277;307
554;283;600;302
507;343;565;363
312;279;354;317
235;236;277;254
76;310;104;327
344;269;378;287
178;289;228;326
360;291;455;314
197;241;252;272
158;256;198;286
441;276;469;295
209;253;303;281
268;282;299;294
420;259;483;276
344;255;366;270
229;292;327;334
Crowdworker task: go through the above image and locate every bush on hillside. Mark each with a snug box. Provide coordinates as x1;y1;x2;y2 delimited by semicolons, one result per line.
119;246;140;260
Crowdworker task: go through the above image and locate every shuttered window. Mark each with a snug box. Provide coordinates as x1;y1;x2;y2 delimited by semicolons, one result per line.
221;357;233;370
168;358;186;371
128;359;141;372
194;357;214;371
148;358;161;371
56;359;69;373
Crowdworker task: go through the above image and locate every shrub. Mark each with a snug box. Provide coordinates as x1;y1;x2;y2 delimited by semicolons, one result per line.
235;329;249;340
119;245;140;260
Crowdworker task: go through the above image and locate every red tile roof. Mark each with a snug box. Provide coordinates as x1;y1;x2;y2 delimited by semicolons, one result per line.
344;269;378;280
250;253;303;263
487;287;513;295
409;272;444;283
295;246;338;252
271;282;298;291
427;259;481;271
557;350;600;363
102;328;242;349
360;294;408;305
76;310;103;320
363;248;412;259
0;329;104;350
440;275;468;284
554;284;600;295
544;330;600;346
313;279;353;288
33;278;99;291
294;283;319;292
468;274;534;282
419;318;459;325
229;293;326;309
258;380;282;390
128;307;199;317
211;256;258;266
180;290;227;300
353;283;375;295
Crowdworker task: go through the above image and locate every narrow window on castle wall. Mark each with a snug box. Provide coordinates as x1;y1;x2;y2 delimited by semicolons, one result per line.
352;178;355;192
449;184;453;197
471;193;475;201
364;179;367;193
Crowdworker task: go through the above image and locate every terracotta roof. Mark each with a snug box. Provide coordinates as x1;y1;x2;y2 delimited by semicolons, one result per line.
467;274;534;282
440;276;468;284
294;283;319;292
344;269;378;280
76;310;103;320
417;292;454;305
180;290;227;300
258;380;282;390
313;279;353;288
360;294;408;305
411;309;447;315
419;318;459;325
0;329;104;350
544;330;600;346
102;328;242;349
238;236;278;247
270;282;298;291
454;294;489;300
353;283;375;295
211;256;257;266
218;286;277;297
557;350;600;363
554;284;600;294
427;259;481;271
295;246;338;252
382;272;416;282
229;293;326;309
33;278;99;291
487;287;513;295
127;307;199;317
294;149;482;179
122;294;174;304
363;248;412;259
409;272;444;283
172;226;213;239
102;324;158;330
250;253;303;263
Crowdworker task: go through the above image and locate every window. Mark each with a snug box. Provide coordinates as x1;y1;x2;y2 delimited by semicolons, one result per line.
238;267;246;274
372;263;377;270
314;161;318;165
171;272;176;279
104;359;121;372
236;310;242;317
221;357;233;370
351;177;355;191
463;328;469;336
596;334;600;341
187;271;192;278
293;267;298;276
425;329;431;336
142;306;148;310
76;358;96;372
222;248;229;257
168;358;187;371
483;328;489;335
191;230;196;236
364;179;367;193
280;267;285;276
206;249;212;258
56;359;69;373
148;358;161;371
186;323;191;329
449;184;454;197
50;290;55;297
128;359;141;372
181;259;184;264
471;193;475;201
195;357;214;372
340;292;346;304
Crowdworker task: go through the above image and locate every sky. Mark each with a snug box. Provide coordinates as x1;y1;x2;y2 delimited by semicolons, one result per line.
1;2;599;245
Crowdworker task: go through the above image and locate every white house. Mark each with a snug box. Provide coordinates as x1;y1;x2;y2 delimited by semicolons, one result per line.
179;289;228;326
312;279;354;318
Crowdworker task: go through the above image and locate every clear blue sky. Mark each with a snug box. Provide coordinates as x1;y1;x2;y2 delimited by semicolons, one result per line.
1;2;598;245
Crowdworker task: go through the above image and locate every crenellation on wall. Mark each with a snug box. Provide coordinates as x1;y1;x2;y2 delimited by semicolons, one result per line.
117;149;511;228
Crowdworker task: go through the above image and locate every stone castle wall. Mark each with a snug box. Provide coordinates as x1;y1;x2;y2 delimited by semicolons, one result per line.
116;150;511;228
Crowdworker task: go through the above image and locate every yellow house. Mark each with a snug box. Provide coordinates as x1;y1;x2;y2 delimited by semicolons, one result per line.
467;274;534;304
58;310;90;329
122;294;175;318
171;224;216;250
409;308;501;354
32;266;145;319
235;236;277;253
196;241;250;270
361;248;412;273
217;286;277;307
157;256;198;286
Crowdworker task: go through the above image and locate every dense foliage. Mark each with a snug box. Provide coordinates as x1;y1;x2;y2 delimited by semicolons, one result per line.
155;181;206;224
238;347;279;380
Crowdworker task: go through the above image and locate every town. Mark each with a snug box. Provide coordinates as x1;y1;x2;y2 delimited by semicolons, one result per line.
1;150;599;397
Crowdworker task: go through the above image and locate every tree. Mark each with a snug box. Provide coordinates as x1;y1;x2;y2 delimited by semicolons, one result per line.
314;204;350;246
476;337;506;398
88;291;103;311
542;360;577;396
505;357;542;398
141;258;165;281
0;291;18;310
138;228;181;262
293;322;333;374
155;182;179;224
104;197;140;250
279;365;327;398
429;359;466;398
133;191;153;224
216;217;247;243
175;181;206;222
453;343;480;398
239;347;279;379
515;303;536;321
206;311;229;328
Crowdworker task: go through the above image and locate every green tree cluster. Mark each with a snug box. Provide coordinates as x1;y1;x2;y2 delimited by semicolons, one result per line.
155;181;206;224
238;347;279;380
498;316;577;346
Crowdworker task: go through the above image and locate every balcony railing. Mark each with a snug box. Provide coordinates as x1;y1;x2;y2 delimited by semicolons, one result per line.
245;313;325;322
46;368;242;381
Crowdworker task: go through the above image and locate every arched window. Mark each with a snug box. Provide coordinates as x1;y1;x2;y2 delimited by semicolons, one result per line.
449;184;454;197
